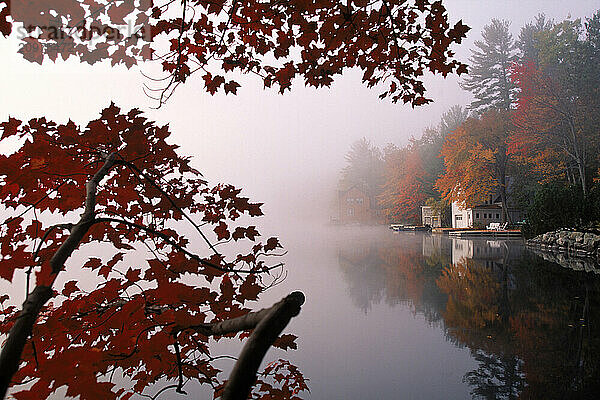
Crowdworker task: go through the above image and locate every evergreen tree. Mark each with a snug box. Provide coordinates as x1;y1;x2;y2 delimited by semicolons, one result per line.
461;19;517;113
439;104;470;137
339;138;385;201
517;14;554;64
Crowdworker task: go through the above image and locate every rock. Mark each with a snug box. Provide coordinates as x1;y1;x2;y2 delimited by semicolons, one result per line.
571;232;584;243
556;236;567;247
583;233;600;250
527;228;600;266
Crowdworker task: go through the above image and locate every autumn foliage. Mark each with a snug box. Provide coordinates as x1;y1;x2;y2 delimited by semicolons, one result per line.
436;110;513;209
4;0;468;105
0;105;306;399
379;145;428;224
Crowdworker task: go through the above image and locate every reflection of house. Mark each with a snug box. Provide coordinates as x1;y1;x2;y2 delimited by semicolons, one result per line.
452;238;505;265
338;184;385;224
451;238;475;264
452;192;525;229
421;206;442;227
451;238;523;268
422;234;451;258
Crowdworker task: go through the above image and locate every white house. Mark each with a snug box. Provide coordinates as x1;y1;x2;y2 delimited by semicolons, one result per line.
451;195;524;229
451;201;472;228
421;206;442;227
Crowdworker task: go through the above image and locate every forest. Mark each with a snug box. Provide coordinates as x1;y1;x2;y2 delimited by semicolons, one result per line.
0;1;470;399
339;12;600;235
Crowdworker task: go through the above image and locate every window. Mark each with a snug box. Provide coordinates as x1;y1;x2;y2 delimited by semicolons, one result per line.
476;212;479;218
356;198;363;204
496;213;500;219
347;208;354;215
456;215;462;221
484;213;487;218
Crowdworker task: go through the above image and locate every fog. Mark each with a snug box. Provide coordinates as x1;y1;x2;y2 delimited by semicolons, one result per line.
1;1;598;234
2;1;600;398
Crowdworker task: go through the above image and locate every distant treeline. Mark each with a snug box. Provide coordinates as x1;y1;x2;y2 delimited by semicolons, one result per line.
339;11;600;234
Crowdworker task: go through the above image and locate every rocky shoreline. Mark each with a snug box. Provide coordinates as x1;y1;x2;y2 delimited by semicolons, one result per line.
527;229;600;260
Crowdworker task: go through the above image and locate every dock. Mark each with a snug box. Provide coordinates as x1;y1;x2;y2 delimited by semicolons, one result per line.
447;229;522;238
389;224;431;232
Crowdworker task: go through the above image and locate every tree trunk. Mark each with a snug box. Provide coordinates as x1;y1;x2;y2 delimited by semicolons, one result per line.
497;147;512;224
0;286;52;399
221;291;305;400
577;159;587;197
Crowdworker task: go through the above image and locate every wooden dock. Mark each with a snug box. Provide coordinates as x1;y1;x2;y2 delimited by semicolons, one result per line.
447;229;522;238
389;224;430;232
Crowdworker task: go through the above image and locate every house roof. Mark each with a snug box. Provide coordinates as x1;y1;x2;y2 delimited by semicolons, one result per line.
338;183;367;196
472;204;502;210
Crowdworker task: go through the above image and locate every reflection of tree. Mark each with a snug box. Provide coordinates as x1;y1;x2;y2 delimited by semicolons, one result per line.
507;258;600;399
439;243;600;399
337;234;446;322
337;244;386;312
463;351;524;400
337;232;600;398
438;259;503;349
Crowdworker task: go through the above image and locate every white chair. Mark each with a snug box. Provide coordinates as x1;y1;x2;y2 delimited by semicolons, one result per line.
487;222;500;230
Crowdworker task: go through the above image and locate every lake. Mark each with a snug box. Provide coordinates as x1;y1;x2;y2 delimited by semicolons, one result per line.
244;225;600;399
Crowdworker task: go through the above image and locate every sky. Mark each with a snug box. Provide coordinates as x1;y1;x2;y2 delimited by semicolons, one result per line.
0;0;599;224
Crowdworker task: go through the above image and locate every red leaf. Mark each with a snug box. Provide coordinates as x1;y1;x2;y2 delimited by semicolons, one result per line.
238;275;261;301
214;221;230;240
62;281;79;296
264;237;281;252
1;117;22;139
273;334;298;350
224;80;240;95
83;257;102;270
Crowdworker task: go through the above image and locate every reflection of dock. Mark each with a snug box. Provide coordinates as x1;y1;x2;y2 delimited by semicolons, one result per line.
448;230;522;238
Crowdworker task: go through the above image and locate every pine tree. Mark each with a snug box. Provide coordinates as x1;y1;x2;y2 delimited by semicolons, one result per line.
517;14;554;64
339;138;385;202
461;19;517;113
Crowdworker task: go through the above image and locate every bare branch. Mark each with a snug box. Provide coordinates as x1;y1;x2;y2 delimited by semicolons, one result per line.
221;291;305;400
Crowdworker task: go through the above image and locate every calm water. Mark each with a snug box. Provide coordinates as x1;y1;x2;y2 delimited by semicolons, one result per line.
20;224;600;399
248;225;600;399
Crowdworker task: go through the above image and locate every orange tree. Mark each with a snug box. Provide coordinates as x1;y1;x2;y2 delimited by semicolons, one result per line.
379;143;427;224
0;105;307;399
436;109;516;222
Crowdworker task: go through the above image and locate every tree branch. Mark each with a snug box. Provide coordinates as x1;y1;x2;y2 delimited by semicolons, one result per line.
114;159;220;256
49;153;117;273
92;216;280;274
0;286;52;399
221;291;305;400
0;153;118;399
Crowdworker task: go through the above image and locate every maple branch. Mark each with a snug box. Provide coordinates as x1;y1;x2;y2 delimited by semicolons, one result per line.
0;286;52;399
173;335;187;394
1;180;69;227
114;159;220;256
93;216;280;274
50;153;117;273
221;291;305;400
0;153;118;399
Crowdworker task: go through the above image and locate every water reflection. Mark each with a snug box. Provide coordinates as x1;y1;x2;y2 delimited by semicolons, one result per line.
337;232;600;399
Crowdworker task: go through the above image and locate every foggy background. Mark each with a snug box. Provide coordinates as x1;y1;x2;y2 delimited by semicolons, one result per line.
1;0;598;232
1;2;599;398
